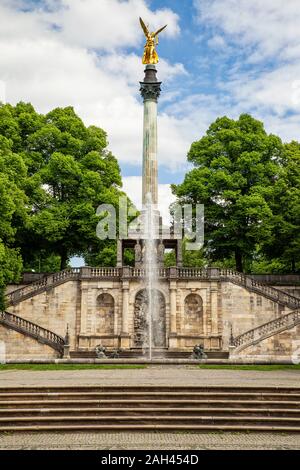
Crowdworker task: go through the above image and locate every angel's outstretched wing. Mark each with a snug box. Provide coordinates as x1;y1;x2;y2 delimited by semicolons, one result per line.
154;24;167;37
139;17;149;37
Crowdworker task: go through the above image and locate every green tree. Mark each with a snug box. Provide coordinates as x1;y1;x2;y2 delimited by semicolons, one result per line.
0;103;126;271
0;136;27;308
172;114;282;272
262;141;300;272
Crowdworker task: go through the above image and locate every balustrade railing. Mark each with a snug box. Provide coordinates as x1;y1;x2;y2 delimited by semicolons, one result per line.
6;266;300;309
233;309;300;350
0;311;65;353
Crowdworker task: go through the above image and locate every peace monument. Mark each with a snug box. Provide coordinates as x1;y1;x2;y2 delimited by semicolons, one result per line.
1;19;300;362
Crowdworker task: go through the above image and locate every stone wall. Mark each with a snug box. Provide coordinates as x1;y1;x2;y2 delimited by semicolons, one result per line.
236;323;300;360
0;324;59;360
7;281;78;350
221;282;284;349
2;276;299;359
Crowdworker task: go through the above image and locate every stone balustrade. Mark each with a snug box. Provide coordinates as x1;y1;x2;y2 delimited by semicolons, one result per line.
5;266;300;310
0;311;65;353
233;309;300;350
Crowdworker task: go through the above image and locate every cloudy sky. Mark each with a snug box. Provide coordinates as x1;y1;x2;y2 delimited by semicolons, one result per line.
1;0;300;220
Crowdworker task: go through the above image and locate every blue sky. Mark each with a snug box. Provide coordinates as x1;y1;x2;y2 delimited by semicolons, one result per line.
1;0;300;218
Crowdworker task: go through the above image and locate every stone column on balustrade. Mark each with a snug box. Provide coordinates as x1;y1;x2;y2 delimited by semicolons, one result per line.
169;267;178;349
79;285;88;349
120;267;131;348
117;239;123;268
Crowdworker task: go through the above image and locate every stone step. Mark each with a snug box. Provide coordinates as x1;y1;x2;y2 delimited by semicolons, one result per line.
1;392;300;401
1;386;299;432
0;415;300;428
0;399;298;409
69;350;229;359
0;407;299;418
1;424;300;433
1;385;299;393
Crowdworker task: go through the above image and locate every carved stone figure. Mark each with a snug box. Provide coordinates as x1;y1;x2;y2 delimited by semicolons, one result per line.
191;344;207;360
134;240;142;268
95;344;107;358
157;239;165;267
184;293;203;334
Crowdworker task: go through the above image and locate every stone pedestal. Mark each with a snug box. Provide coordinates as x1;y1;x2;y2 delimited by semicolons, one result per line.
63;344;70;359
119;333;131;349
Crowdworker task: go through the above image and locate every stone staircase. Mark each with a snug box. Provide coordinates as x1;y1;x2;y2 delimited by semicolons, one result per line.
219;269;300;310
0;311;65;355
4;268;300;359
69;350;229;359
232;309;300;354
0;385;299;432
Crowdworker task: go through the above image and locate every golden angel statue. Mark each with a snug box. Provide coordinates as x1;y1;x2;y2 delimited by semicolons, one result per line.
139;17;167;65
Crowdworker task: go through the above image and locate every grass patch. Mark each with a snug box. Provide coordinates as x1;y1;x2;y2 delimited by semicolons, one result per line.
197;364;300;371
0;364;147;371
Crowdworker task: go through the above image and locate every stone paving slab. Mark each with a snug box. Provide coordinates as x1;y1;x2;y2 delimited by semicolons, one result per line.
0;366;300;387
0;432;299;450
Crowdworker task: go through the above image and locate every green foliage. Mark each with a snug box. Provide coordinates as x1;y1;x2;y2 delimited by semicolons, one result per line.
262;141;300;272
0;102;129;303
164;240;205;268
173;114;284;272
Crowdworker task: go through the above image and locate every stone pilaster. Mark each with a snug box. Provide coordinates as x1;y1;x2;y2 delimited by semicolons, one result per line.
210;284;219;335
120;268;130;348
169;267;178;349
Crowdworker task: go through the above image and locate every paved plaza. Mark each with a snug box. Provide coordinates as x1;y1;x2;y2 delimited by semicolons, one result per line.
0;365;300;387
0;431;299;450
0;366;300;450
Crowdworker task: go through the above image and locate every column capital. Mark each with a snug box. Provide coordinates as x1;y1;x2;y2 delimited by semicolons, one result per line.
140;65;161;102
140;82;161;102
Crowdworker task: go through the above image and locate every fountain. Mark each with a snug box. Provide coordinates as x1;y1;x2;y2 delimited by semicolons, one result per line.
143;192;158;360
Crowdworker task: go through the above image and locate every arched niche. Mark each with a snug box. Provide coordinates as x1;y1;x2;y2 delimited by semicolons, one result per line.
96;293;114;335
134;289;166;348
184;293;203;334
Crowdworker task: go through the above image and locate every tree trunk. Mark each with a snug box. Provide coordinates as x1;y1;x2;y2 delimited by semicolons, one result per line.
291;257;296;273
60;251;68;271
235;249;243;272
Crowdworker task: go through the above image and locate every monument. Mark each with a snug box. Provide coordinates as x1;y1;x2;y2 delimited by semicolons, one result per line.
1;18;300;362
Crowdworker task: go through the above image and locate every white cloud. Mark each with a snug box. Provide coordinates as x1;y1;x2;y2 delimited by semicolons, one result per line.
0;0;190;170
194;0;300;62
207;35;226;49
45;0;180;50
192;0;300;143
122;176;175;225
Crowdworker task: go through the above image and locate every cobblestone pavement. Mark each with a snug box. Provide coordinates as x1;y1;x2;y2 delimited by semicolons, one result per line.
0;366;300;387
0;432;299;450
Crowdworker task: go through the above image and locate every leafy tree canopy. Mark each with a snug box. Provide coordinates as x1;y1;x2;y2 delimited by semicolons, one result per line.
172;114;286;272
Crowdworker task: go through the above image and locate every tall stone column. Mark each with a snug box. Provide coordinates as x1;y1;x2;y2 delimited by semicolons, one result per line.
140;65;161;208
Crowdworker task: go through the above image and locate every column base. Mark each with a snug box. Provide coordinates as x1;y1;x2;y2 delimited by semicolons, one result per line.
63;345;70;359
119;333;131;349
168;333;178;349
